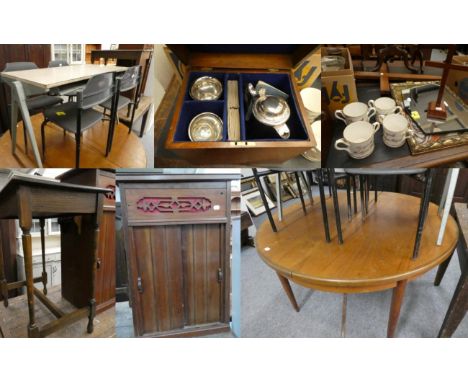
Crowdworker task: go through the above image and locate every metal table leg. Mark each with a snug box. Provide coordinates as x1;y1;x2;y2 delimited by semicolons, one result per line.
328;169;343;244
317;169;331;243
253;169;277;232
437;168;460;246
276;172;283;222
10;81;43;167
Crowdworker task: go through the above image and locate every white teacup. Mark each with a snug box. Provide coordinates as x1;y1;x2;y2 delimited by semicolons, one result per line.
300;88;321;123
334;120;380;159
368;97;402;117
335;102;376;124
379;113;412;148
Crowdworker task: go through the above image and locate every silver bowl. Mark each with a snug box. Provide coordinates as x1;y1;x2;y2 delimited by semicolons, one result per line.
190;76;223;101
188;112;223;142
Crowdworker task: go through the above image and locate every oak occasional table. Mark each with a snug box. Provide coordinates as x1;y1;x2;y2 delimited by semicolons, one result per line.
256;191;459;337
0;170;108;337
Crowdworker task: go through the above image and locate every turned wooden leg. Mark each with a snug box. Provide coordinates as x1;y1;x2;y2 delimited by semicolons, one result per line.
341;294;348;338
434;253;453;286
387;280;408;338
277;273;300;312
39;218;48;295
0;236;8;307
438;271;468;338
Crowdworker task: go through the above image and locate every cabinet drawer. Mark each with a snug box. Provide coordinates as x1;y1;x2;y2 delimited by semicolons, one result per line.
124;187;228;223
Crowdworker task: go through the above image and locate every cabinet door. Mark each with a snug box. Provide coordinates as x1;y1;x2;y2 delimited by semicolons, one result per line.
182;223;225;327
131;225;185;336
129;223;226;336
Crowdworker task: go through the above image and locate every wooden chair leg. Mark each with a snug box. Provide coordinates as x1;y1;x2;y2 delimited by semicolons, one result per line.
341;294;348;338
277;273;300;312
434;253;453;286
317;169;331;243
39;219;48;295
252;169;277;232
387;280;407;338
438;271;468;338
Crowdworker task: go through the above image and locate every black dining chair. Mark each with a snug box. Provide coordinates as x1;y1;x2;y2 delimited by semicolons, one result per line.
40;72;114;168
100;65;141;132
48;60;69;68
1;62;63;151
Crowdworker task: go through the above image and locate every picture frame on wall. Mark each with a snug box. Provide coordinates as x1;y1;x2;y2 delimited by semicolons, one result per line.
242;188;275;216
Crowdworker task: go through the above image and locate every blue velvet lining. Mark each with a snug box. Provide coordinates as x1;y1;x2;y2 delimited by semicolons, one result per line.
174;71;308;142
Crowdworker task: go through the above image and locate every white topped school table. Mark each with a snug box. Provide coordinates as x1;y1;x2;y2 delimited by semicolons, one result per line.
0;64;127;167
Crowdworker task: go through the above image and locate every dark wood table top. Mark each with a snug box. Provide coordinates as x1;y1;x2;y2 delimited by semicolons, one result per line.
0;170;109;219
256;192;458;294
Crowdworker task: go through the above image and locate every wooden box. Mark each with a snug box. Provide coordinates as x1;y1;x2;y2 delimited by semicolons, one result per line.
164;45;316;165
117;172;238;337
57;169;116;314
321;46;358;114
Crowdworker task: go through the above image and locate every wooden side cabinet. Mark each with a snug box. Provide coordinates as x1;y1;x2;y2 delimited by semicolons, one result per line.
117;172;239;337
57;169;116;314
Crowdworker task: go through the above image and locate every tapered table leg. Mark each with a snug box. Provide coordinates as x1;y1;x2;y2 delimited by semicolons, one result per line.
387;280;407;338
352;175;357;214
39;218;48;295
300;172;314;207
434;253;453;286
277;273;300;312
346;175;352;221
438;270;468;338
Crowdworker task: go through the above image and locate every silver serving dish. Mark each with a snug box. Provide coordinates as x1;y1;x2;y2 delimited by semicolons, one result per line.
190;76;223;101
188;112;223;141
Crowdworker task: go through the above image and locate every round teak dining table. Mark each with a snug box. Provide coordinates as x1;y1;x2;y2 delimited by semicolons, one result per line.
255;192;459;337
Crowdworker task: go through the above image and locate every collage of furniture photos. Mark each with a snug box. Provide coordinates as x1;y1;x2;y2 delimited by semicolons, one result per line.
0;44;467;339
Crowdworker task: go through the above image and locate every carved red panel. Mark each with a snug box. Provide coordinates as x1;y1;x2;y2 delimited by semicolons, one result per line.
136;197;212;214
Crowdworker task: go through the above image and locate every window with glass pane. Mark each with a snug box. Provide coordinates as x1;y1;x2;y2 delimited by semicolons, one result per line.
53;44;68;62
30;219;41;234
50;218;60;234
71;44;82;62
51;44;85;64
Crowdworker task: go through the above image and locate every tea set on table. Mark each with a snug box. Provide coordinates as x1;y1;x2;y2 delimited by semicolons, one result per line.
334;97;412;159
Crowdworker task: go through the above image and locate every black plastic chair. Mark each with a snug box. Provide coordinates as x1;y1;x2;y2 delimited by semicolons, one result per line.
48;60;69;68
100;65;141;134
40;72;114;168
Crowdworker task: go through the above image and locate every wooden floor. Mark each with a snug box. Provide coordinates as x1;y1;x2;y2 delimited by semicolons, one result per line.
0;286;115;338
0;114;147;168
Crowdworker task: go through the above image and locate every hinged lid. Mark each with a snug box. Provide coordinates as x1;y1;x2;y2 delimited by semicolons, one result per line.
167;44;317;70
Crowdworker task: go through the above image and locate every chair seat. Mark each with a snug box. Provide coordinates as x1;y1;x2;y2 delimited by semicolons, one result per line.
44;102;103;134
100;95;131;111
26;95;62;111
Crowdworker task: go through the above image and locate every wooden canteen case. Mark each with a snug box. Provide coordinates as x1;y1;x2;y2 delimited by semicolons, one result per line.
165;45;316;165
117;172;239;337
57;169;116;314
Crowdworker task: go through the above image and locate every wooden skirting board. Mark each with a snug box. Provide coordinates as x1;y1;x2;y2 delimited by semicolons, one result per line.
0;286;115;338
0;114;147;168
